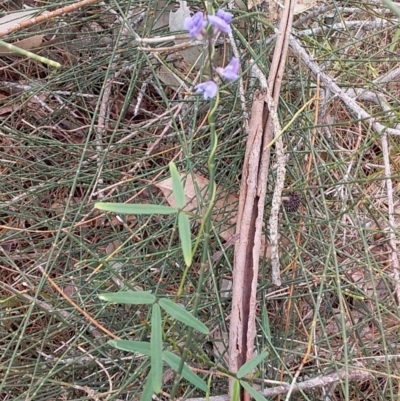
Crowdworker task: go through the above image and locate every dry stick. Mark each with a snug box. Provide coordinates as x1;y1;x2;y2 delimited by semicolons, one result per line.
345;88;393;113
288;35;400;137
292;3;335;27
262;369;371;398
297;18;393;37
267;0;295;287
185;369;371;401
227;28;250;137
89;78;112;202
374;65;400;84
293;5;399;28
0;0;102;39
380;132;400;305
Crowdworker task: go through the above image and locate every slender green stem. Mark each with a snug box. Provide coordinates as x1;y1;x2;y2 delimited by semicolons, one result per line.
170;33;219;401
177;91;219;297
0;39;61;68
176;33;219;297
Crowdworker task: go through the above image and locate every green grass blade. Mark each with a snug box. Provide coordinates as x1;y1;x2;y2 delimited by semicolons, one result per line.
240;381;269;401
158;298;209;334
237;351;268;378
231;379;241;401
162;351;209;392
95;202;177;215
261;305;271;340
382;0;400;16
178;212;192;266
99;291;156;304
151;303;163;393
140;375;154;401
169;162;185;209
108;340;151;356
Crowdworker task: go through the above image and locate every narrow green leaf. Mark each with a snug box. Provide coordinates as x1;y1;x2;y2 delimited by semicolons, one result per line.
382;0;400;16
108;340;151;356
95;202;177;215
178;212;192;267
240;381;269;401
159;298;209;334
237;351;268;378
140;375;154;401
162;351;208;392
261;305;271;340
151;303;163;393
99;291;156;305
169;162;185;209
231;379;241;401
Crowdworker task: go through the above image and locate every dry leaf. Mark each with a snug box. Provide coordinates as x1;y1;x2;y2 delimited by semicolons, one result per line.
293;0;319;14
0;9;38;31
156;172;238;240
150;0;172;31
156;62;187;88
169;1;204;67
156;172;272;258
0;105;18;115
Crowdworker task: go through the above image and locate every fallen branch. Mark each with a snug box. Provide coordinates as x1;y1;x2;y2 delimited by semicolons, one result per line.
289;35;400;137
297;18;394;37
0;0;102;39
380;132;400;305
185;369;371;400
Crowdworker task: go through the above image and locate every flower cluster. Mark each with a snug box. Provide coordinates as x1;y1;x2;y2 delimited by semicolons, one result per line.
184;9;239;100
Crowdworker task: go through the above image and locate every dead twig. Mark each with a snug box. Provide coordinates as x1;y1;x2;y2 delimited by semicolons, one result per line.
0;0;102;39
380;132;400;305
288;35;400;137
185;369;371;400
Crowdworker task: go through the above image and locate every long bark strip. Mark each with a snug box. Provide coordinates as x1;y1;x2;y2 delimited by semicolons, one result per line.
228;1;295;399
229;91;268;399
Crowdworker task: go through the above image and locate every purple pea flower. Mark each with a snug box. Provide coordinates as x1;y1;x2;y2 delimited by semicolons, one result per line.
216;9;233;24
208;12;232;34
184;11;205;39
195;81;218;100
216;57;239;81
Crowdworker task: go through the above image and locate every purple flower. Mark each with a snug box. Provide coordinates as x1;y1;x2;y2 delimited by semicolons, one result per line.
207;14;232;34
195;81;218;100
216;57;239;81
216;9;233;24
184;11;205;39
